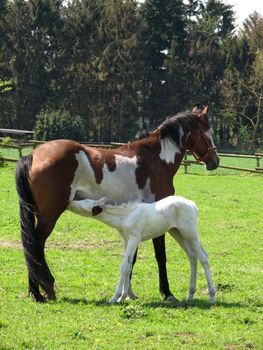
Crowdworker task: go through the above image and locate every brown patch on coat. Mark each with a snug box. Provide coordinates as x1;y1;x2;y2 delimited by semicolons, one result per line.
81;146;120;184
82;147;105;184
92;206;103;216
132;133;179;200
29;140;79;239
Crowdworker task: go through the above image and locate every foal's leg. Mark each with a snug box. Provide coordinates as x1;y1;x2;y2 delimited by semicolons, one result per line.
127;248;138;300
169;229;198;301
189;238;216;304
117;237;137;300
109;237;139;303
153;235;177;301
121;239;138;300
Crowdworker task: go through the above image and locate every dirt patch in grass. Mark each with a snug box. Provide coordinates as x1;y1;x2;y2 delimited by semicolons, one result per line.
0;239;117;251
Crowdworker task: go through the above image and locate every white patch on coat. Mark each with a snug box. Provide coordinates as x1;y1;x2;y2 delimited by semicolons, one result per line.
159;138;181;164
69;151;154;204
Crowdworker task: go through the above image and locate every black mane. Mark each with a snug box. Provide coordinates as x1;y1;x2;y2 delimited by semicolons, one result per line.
158;111;200;147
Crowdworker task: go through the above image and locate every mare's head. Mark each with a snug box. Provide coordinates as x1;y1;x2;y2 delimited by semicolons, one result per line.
158;104;219;170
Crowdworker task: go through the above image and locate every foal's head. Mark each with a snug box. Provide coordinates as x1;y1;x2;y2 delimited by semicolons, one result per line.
158;104;219;170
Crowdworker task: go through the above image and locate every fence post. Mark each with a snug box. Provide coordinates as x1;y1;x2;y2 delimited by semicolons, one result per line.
256;156;260;168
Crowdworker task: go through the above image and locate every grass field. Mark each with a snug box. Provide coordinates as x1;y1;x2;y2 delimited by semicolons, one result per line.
0;162;263;349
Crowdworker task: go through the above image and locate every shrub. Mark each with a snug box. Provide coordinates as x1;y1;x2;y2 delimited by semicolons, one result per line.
1;136;12;145
0;152;5;167
34;111;87;142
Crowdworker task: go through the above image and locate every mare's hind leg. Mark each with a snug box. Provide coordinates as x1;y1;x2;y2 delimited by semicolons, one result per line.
152;235;177;301
28;216;57;301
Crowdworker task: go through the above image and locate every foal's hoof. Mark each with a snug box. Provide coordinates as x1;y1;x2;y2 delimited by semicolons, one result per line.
109;295;121;304
127;290;138;300
209;296;215;305
109;293;128;304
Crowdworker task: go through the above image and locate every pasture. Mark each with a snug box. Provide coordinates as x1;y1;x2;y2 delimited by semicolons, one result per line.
0;162;262;349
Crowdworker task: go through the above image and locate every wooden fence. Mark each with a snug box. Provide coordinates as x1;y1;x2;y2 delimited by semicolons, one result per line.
183;152;263;174
0;141;262;174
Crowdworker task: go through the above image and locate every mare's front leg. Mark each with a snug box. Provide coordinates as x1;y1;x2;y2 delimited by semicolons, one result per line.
109;236;139;303
152;235;178;301
28;277;46;303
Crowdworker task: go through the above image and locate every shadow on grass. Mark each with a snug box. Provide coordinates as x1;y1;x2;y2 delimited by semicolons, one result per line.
59;297;90;305
141;299;245;310
59;296;255;310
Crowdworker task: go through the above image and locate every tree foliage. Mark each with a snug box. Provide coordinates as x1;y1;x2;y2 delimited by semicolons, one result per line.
34;110;86;141
0;0;262;150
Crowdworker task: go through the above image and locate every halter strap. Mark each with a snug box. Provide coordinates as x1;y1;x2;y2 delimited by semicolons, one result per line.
189;130;217;162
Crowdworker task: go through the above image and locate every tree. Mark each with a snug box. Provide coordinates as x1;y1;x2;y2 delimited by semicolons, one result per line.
0;0;62;129
239;52;263;149
96;0;141;141
139;0;187;125
55;0;103;133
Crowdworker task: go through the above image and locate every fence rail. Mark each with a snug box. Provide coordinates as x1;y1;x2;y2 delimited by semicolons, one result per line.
183;152;262;174
0;141;262;174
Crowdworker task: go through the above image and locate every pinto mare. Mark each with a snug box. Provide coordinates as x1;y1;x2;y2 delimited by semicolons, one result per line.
68;196;216;304
15;105;219;302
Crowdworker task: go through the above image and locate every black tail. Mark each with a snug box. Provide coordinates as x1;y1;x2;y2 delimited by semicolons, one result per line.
15;156;55;301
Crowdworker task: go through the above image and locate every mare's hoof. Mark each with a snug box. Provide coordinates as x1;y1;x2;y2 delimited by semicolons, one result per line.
165;295;181;304
45;293;56;301
31;293;46;303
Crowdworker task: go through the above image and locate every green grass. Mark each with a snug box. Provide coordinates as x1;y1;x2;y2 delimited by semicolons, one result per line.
0;145;33;160
0;164;263;349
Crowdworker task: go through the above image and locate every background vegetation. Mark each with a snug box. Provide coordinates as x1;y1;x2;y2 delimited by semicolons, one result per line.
34;111;87;141
0;164;262;349
0;0;263;150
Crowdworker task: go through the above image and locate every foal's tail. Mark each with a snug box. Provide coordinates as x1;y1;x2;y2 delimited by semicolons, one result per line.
15;155;55;300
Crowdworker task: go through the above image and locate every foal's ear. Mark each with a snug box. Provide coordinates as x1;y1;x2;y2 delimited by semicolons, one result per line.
92;206;103;216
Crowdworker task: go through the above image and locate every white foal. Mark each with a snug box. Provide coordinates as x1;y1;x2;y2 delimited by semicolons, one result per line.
68;196;216;304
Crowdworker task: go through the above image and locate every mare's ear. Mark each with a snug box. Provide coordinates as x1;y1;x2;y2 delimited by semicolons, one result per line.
92;206;103;216
192;102;204;114
201;105;209;117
